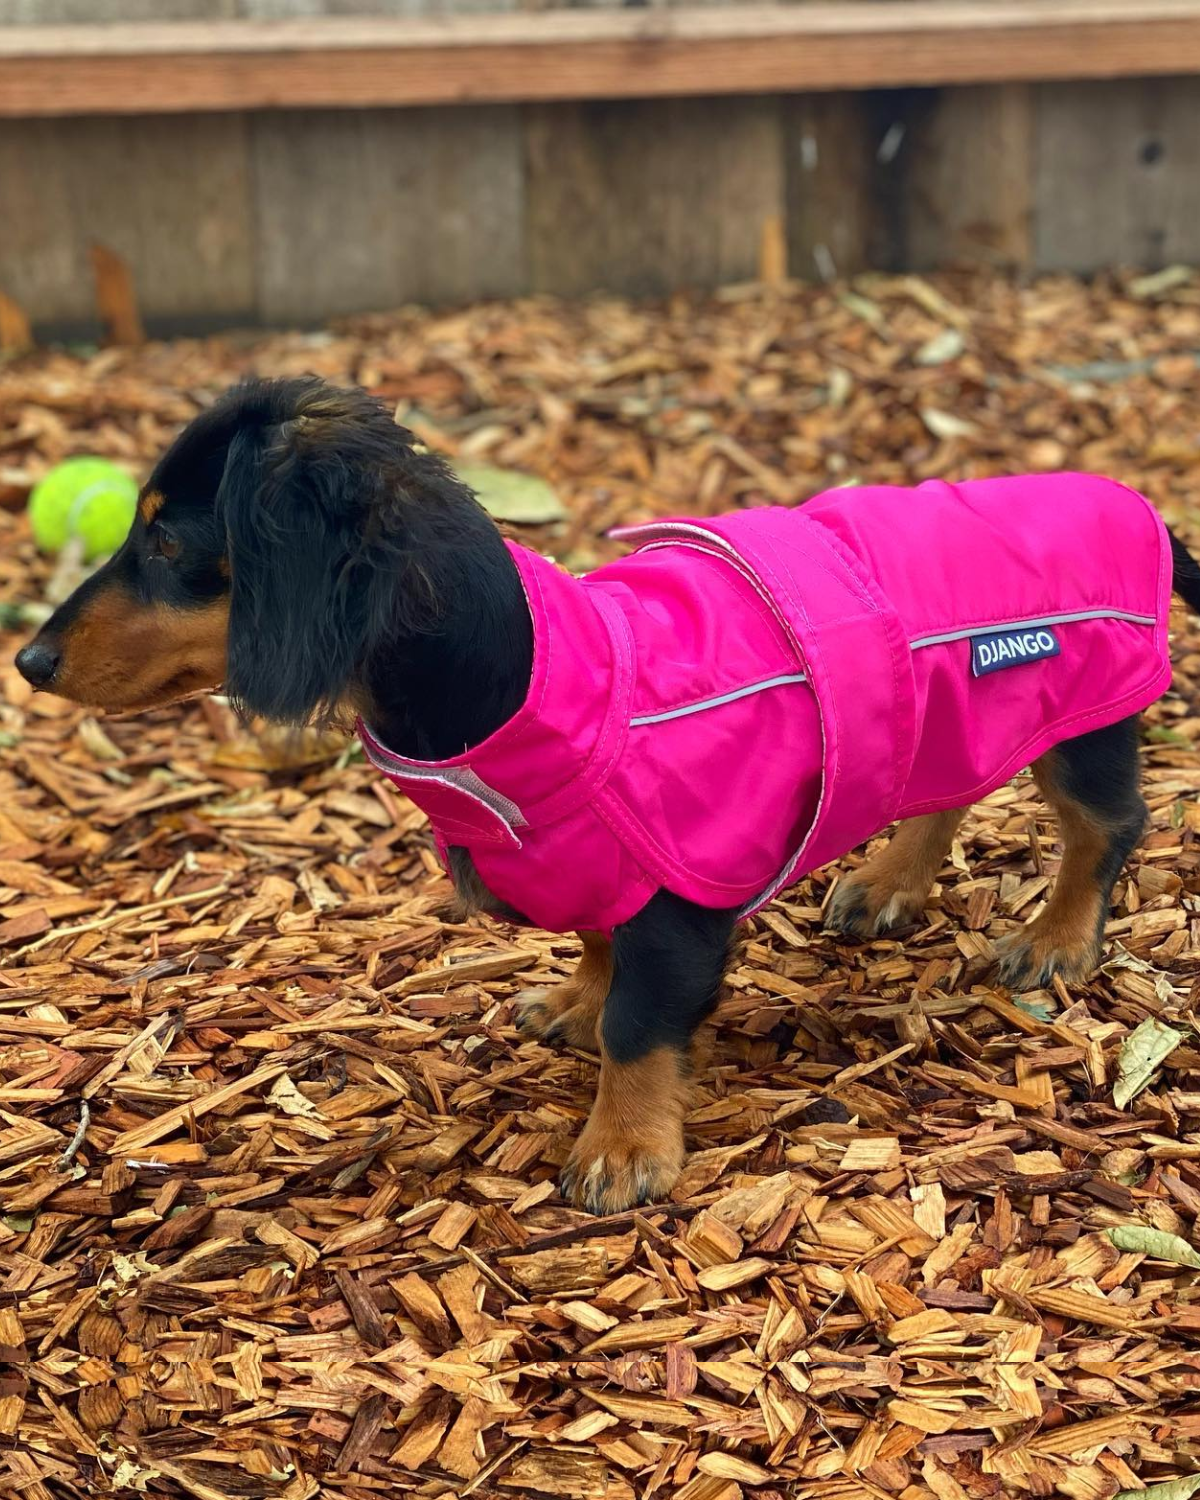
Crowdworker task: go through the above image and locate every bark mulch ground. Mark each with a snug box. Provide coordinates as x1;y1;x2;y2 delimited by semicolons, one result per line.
1;270;1199;1500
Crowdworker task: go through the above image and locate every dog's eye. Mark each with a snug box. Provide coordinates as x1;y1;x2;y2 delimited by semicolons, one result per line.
150;526;181;562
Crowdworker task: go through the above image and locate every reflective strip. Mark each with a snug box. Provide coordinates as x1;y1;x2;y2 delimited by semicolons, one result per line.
630;673;808;727
358;730;527;832
910;608;1156;651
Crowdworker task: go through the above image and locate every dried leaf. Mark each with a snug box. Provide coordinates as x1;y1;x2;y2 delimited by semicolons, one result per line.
1113;1018;1183;1108
453;463;567;524
915;329;966;366
1116;1480;1200;1500
267;1075;321;1119
921;407;978;441
1128;265;1193;300
1107;1225;1200;1269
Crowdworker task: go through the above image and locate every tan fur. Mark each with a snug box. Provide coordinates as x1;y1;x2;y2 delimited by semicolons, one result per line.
993;753;1114;982
55;589;228;711
515;931;611;1048
826;808;964;936
137;489;165;525
561;1045;688;1214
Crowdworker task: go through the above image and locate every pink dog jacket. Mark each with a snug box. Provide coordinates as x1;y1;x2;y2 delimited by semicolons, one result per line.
360;474;1172;934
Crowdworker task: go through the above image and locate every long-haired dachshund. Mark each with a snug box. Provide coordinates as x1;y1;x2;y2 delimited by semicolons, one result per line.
16;378;1200;1213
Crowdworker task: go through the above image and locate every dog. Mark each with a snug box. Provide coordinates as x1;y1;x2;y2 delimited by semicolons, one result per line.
16;377;1200;1214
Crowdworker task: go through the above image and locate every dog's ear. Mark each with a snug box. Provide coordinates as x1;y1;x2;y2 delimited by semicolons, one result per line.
217;411;386;725
210;376;497;728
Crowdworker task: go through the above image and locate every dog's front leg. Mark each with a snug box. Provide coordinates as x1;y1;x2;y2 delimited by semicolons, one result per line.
560;890;736;1215
515;931;611;1048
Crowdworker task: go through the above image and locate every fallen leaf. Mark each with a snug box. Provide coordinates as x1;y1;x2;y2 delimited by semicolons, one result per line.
1128;265;1194;300
268;1076;321;1119
921;407;978;441
837;291;886;329
1107;1225;1200;1269
1014;995;1057;1022
915;329;966;366
453;463;567;524
1116;1477;1200;1500
1113;1018;1183;1109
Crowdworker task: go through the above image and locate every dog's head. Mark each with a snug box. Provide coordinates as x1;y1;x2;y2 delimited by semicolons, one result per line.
14;377;476;724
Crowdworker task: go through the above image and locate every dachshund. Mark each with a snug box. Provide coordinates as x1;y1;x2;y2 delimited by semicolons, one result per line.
16;377;1200;1214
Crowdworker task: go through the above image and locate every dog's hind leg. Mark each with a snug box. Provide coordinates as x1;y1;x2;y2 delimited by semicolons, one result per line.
515;932;611;1049
995;715;1146;990
825;808;966;937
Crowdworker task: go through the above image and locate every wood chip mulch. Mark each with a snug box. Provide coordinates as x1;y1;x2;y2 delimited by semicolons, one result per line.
1;270;1200;1500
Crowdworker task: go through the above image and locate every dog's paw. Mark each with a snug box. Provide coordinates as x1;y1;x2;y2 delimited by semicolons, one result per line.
993;925;1100;991
514;987;600;1049
825;874;926;939
560;1127;684;1216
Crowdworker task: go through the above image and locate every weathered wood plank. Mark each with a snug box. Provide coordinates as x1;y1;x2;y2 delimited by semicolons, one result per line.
1034;76;1200;271
525;95;783;298
785;84;1036;278
905;84;1034;270
5;4;1200;118
0;0;232;20
784;93;879;282
240;0;511;13
251;105;524;322
0;113;254;329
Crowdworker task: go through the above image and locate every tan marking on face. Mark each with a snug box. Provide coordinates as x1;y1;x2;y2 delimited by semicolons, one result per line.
138;490;166;525
52;586;229;711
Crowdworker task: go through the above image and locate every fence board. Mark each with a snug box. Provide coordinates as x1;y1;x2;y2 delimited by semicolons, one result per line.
1035;76;1200;271
0;1;233;19
8;5;1200;117
4;73;1200;330
784;93;880;282
525;96;783;299
0;113;253;328
905;84;1034;270
251;106;525;323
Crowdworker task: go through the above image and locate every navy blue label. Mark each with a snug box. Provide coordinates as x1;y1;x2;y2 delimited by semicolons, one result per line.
971;626;1061;677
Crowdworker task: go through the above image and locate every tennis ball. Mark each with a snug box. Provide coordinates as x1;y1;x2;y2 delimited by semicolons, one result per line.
28;458;139;562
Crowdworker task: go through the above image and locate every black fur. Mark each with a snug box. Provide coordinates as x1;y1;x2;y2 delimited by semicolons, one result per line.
603;890;737;1064
204;379;533;753
1171;529;1200;613
1044;712;1148;910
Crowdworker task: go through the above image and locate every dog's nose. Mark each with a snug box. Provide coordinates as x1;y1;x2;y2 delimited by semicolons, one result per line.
15;640;60;688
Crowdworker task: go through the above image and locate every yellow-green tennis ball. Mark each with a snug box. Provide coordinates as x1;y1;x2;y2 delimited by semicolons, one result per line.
28;458;139;562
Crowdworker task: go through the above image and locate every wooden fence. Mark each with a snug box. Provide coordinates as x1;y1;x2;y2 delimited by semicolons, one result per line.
2;3;1200;333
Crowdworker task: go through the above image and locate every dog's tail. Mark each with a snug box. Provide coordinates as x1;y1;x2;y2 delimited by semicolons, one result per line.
1171;529;1200;614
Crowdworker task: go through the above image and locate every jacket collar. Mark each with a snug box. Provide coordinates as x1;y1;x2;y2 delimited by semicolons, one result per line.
359;541;633;846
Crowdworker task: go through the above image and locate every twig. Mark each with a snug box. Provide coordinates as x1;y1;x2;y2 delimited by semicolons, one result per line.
57;1100;90;1171
20;884;230;955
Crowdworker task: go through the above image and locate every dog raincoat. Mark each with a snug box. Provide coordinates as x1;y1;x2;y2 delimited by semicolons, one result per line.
360;474;1172;934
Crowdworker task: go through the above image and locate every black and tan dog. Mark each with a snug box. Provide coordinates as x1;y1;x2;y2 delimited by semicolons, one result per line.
16;378;1200;1213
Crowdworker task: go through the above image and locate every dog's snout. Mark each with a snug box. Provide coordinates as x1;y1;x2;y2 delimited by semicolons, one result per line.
15;639;61;688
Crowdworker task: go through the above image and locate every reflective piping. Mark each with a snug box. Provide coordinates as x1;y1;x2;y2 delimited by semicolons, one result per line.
630;673;808;727
741;604;1161;917
359;730;528;833
910;608;1156;651
615;519;831;921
